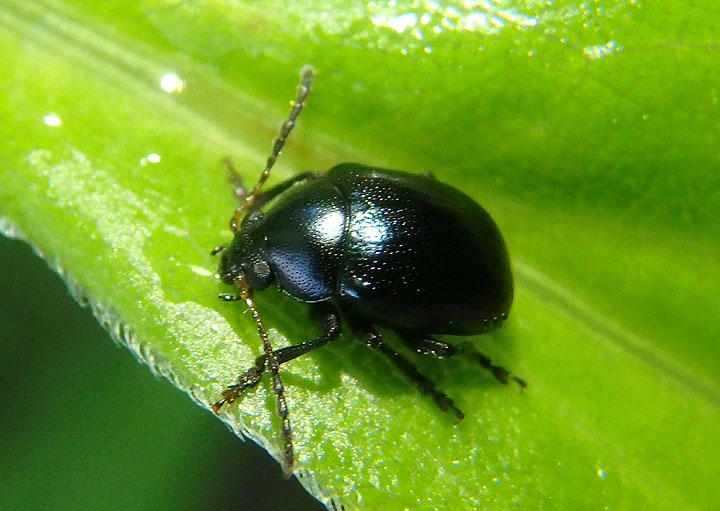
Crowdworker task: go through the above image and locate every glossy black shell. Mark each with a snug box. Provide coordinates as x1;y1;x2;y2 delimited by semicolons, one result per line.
220;163;513;335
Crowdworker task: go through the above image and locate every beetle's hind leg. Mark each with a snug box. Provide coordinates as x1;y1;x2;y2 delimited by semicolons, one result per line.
457;341;527;389
400;333;527;389
399;333;457;358
345;318;465;422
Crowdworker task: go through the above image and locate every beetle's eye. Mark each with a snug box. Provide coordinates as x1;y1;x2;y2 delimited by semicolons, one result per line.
244;259;272;290
252;260;271;281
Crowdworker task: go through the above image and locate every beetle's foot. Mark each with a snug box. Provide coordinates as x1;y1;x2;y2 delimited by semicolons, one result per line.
481;358;526;390
511;375;528;390
457;344;527;390
453;408;465;424
210;396;229;414
487;364;527;390
487;363;527;391
489;364;510;384
211;366;264;414
210;386;241;413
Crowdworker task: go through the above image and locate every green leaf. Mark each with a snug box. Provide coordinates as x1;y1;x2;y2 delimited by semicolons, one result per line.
2;0;718;509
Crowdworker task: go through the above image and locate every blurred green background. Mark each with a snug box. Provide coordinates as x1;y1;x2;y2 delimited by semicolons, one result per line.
0;235;324;511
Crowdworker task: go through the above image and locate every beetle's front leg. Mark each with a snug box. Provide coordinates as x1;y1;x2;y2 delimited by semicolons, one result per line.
211;302;341;414
211;357;266;413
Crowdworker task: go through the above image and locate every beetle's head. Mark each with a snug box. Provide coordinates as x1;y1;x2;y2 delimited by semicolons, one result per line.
217;210;273;290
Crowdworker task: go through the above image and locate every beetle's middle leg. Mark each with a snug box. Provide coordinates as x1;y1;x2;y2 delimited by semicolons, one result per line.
400;333;526;389
253;302;341;369
211;302;341;413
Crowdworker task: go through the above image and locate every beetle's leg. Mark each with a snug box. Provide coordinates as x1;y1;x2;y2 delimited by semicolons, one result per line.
246;302;341;372
222;157;247;200
345;318;464;422
246;171;321;212
229;66;315;232
223;158;320;210
399;333;457;358
211;302;340;472
214;170;318;256
233;275;294;473
456;342;528;389
213;304;340;405
211;357;266;411
400;333;526;389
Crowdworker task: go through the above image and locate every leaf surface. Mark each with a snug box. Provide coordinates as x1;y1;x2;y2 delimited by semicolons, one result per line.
1;0;718;508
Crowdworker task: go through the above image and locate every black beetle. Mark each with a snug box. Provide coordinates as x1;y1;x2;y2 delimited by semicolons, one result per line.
211;66;524;474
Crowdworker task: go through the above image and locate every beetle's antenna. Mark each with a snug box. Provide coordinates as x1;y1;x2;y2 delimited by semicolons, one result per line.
229;65;315;232
232;275;294;473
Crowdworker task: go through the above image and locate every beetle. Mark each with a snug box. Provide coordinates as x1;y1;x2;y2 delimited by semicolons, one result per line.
211;66;525;474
